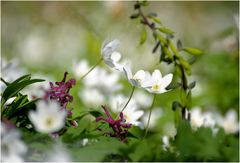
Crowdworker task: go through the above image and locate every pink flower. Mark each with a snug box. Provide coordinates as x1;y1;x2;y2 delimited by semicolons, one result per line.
96;105;132;141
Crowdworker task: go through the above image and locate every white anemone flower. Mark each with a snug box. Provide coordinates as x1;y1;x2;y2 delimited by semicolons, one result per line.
217;109;239;134
29;100;66;133
1;123;27;162
46;143;72;162
123;63;150;87
80;88;105;107
101;40;123;71
142;70;173;94
72;59;90;79
110;94;144;127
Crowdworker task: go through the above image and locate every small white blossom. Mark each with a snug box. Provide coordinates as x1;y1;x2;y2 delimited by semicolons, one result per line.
72;59;90;79
80;88;105;107
29;100;66;133
1;123;27;162
217;109;239;134
142;70;173;94
101;39;123;71
110;94;144;127
46;143;72;162
123;63;150;87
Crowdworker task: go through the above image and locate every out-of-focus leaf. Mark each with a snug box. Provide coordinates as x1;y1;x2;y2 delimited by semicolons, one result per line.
130;13;139;19
188;81;196;89
157;27;174;35
183;47;204;56
148;15;162;25
177;40;183;50
139;27;147;44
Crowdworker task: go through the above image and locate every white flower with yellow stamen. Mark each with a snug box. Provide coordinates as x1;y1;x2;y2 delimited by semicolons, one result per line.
101;39;123;71
123;63;150;88
143;70;173;94
29;100;66;133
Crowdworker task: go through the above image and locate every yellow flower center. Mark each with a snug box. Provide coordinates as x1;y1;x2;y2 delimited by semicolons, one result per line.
45;117;54;127
152;84;160;91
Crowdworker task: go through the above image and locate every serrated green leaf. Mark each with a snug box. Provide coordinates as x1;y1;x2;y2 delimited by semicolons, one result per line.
183;47;204;56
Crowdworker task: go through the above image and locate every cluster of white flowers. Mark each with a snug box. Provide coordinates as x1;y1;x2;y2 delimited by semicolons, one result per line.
101;40;174;94
1;123;27;162
190;107;239;134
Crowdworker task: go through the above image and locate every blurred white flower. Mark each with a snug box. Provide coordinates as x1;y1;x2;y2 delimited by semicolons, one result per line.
83;67;122;95
72;59;90;79
162;136;170;151
1;123;27;162
163;123;177;137
46;143;72;162
190;107;219;132
142;107;163;129
80;88;105;107
133;90;152;108
217;109;239;134
101;39;123;71
142;70;173;94
110;94;144;126
29;100;66;133
123;63;150;88
1;58;26;91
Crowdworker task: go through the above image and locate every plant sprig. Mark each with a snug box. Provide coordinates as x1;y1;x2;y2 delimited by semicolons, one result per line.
130;1;204;123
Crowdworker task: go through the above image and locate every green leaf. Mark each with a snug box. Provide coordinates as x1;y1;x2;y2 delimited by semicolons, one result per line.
130;13;140;19
157;27;174;35
139;27;147;45
128;125;144;139
155;33;167;45
183;47;204;56
1;78;44;108
148;15;162;25
178;56;191;75
172;101;182;111
162;46;173;60
166;82;181;90
188;81;196;89
186;91;192;109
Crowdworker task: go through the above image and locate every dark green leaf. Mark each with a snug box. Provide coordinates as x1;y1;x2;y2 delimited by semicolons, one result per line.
188;81;196;89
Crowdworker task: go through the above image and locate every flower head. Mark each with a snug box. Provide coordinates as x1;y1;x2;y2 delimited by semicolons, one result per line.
29;100;66;133
96;105;132;141
44;72;76;108
123;63;150;87
101;40;123;71
142;70;173;94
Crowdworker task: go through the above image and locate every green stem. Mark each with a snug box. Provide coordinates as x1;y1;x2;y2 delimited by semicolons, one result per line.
79;58;103;81
144;94;157;138
121;86;135;112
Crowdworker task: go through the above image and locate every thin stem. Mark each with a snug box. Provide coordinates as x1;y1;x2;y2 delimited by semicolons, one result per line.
121;86;135;112
79;58;103;81
144;94;157;138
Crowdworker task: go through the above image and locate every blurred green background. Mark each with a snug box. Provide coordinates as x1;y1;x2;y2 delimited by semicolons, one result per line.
1;1;239;116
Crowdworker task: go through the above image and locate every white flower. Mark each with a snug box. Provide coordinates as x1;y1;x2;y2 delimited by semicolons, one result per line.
123;63;150;87
162;136;170;151
29;100;66;133
142;70;173;94
101;40;123;71
1;123;27;162
133;90;152;108
46;143;72;162
217;109;239;134
83;67;122;94
72;59;90;79
110;94;144;126
80;88;105;107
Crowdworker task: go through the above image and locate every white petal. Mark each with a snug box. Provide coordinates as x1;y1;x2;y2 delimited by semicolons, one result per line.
161;73;173;89
152;70;162;80
101;40;120;58
123;63;133;81
133;70;145;80
110;51;122;62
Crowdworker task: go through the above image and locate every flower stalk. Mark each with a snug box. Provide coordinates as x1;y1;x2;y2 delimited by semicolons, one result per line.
144;94;156;138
